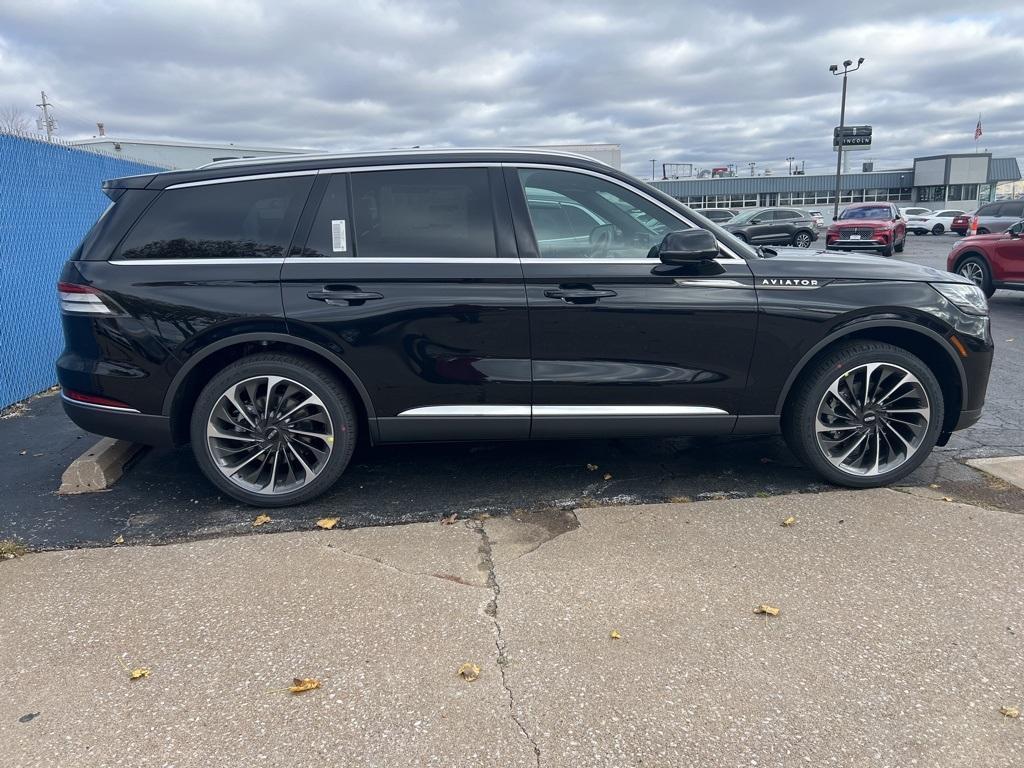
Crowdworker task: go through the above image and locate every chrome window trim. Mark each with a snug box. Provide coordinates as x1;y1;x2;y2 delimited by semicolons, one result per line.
199;147;609;170
166;169;319;189
287;257;511;264
109;258;288;266
397;404;729;418
509;162;747;262
61;392;140;414
319;162;501;174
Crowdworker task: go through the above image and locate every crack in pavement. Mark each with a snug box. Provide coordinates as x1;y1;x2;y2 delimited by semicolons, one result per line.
475;519;542;768
325;544;487;588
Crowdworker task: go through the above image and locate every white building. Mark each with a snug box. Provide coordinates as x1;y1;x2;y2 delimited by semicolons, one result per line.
68;137;314;170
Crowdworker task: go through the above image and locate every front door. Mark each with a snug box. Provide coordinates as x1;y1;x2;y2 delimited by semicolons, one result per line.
507;166;758;439
281;166;531;442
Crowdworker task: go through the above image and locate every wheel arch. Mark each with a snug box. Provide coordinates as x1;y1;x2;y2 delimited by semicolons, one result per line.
163;333;378;446
949;249;989;273
776;320;966;435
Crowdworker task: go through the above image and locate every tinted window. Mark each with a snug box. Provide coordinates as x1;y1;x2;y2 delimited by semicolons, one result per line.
303;174;351;257
563;204;603;235
519;168;685;259
350;168;497;259
527;202;573;241
839;205;892;220
1001;202;1024;218
775;210;800;220
976;203;1001;216
118;177;312;260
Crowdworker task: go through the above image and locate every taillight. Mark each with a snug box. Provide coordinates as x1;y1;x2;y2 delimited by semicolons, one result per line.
62;389;136;410
57;281;114;316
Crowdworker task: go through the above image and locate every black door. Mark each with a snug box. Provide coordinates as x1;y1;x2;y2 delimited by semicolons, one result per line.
508;166;758;439
281;166;531;442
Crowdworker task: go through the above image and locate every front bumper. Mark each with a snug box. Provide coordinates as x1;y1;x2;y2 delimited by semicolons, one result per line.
827;238;889;250
61;394;173;447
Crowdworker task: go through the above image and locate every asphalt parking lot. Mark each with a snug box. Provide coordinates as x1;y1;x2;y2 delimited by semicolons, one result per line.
2;232;1022;550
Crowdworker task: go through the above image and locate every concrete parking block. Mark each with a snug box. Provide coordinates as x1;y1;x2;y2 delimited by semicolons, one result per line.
57;437;145;494
967;455;1024;491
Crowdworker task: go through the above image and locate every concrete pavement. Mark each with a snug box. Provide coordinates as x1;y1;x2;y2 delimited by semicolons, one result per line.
3;489;1022;767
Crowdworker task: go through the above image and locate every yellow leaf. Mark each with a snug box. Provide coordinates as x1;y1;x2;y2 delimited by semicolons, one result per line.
440;513;458;525
754;604;781;617
129;667;150;680
586;463;598;471
113;535;125;545
609;630;621;640
289;677;321;694
315;517;339;530
1000;705;1020;718
457;662;481;682
603;473;612;481
928;483;940;489
253;514;272;527
942;497;953;502
781;516;796;527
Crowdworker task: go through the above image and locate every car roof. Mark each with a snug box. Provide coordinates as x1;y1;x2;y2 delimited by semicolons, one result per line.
104;147;616;191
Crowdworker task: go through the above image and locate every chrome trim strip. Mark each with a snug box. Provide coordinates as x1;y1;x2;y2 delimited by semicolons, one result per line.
319;162;501;174
166;169;319;189
199;147;609;170
509;163;747;263
397;405;729;417
533;405;728;417
60;392;140;414
673;279;751;289
60;301;113;315
287;256;512;264
108;258;288;266
398;405;530;417
59;292;105;303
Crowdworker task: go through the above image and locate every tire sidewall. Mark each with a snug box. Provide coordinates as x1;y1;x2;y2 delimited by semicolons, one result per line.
190;356;356;507
790;345;944;488
958;256;994;298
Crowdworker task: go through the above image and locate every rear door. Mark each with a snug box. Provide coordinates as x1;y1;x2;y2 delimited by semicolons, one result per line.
281;165;531;442
509;165;757;438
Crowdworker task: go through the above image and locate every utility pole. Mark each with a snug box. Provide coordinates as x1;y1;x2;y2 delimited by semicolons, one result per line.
829;58;864;220
36;90;55;141
786;156;795;175
651;159;656;180
748;162;756;176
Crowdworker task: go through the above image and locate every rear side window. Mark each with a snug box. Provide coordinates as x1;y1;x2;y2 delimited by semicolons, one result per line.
302;174;352;257
350;168;497;259
1001;201;1024;218
976;203;1001;216
116;177;313;260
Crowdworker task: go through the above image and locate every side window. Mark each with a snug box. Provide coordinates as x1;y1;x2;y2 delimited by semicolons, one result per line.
977;203;1001;216
775;210;799;220
526;201;573;242
117;177;313;260
302;174;351;257
518;168;686;259
350;168;497;259
1001;202;1024;218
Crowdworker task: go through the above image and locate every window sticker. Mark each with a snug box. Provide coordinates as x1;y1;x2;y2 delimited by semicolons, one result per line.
331;219;347;253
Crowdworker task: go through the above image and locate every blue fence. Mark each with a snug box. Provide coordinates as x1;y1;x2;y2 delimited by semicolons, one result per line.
0;132;165;409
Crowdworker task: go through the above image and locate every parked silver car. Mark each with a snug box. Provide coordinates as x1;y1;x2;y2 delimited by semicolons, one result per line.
971;200;1024;234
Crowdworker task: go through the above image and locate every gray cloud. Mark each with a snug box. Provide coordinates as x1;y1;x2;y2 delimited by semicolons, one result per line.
1;0;1021;177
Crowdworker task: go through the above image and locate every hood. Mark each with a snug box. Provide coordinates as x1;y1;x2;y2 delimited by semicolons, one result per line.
748;247;972;285
956;232;1008;244
829;218;893;228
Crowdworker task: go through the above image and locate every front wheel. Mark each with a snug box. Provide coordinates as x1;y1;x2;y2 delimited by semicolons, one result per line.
190;353;357;507
880;243;894;257
956;255;995;298
894;237;905;253
931;224;945;235
792;230;813;248
783;341;943;488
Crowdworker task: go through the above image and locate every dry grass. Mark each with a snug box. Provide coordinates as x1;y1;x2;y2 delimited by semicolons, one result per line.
0;539;29;560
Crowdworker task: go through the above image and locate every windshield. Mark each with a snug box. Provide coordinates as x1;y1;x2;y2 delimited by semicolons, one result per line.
728;208;766;225
839;205;891;220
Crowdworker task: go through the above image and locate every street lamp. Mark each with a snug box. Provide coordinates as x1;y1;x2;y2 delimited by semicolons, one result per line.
829;57;865;220
786;156;795;175
748;162;756;176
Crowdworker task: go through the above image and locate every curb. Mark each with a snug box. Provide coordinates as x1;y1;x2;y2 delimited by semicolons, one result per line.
57;438;146;494
966;456;1024;491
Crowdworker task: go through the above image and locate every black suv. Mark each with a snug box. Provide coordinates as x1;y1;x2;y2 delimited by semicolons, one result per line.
721;208;819;248
58;149;993;507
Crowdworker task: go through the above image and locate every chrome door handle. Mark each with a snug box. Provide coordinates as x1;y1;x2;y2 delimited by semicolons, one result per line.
544;288;617;303
306;289;383;306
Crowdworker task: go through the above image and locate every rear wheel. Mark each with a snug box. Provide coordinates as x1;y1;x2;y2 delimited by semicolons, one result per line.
190;353;357;507
931;224;944;235
783;341;943;488
733;233;748;243
956;255;995;298
792;230;813;248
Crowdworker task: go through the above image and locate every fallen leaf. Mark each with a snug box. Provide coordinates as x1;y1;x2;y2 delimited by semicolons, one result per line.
603;473;612;481
942;496;953;502
457;662;481;682
253;513;272;527
1000;705;1020;718
754;604;781;617
609;630;621;640
472;512;490;521
781;516;796;527
289;677;321;694
440;513;458;525
586;463;598;471
316;517;339;530
928;483;940;489
129;667;150;680
113;535;125;545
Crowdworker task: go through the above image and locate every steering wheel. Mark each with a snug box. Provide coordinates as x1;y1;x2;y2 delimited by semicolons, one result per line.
588;225;614;259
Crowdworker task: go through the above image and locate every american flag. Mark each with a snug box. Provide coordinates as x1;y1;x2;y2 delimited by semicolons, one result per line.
975;118;983;140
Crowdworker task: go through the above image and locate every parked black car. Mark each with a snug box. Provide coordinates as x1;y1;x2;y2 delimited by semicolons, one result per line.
721;208;819;247
695;208;737;223
58;149;993;507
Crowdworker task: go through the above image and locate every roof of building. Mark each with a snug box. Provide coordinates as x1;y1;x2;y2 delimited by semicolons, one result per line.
69;137;313;154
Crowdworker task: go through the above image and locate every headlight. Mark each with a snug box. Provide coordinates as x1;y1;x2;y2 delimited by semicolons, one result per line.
931;282;988;316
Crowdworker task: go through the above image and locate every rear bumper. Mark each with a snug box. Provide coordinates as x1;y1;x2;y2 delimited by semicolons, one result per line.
61;394;173;447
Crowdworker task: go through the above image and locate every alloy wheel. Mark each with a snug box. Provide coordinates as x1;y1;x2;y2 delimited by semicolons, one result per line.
206;375;334;495
958;261;985;287
814;362;930;477
795;232;811;247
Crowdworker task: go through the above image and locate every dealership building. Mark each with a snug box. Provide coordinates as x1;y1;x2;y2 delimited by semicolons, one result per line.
650;153;1021;211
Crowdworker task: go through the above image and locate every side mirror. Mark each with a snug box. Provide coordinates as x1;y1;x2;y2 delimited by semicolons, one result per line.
656;230;719;264
832;215;838;221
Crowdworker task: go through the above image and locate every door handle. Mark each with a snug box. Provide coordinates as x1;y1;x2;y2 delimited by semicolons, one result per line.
544;288;617;304
306;289;383;306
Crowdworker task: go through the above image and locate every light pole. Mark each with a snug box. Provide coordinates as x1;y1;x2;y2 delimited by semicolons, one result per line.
748;162;756;176
786;156;795;175
651;159;656;181
829;57;864;221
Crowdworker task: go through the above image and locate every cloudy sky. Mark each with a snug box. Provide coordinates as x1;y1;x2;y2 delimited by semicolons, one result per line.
1;0;1022;178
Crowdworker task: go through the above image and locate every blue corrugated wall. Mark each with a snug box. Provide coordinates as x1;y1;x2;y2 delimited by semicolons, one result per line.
0;132;165;408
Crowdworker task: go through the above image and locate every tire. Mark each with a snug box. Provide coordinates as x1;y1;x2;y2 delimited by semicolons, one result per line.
955;255;995;298
782;341;944;488
190;353;357;507
880;243;894;257
894;237;905;253
792;230;813;248
931;224;944;235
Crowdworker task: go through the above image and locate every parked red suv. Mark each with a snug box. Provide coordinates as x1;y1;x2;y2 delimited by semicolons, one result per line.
826;202;906;257
947;219;1024;296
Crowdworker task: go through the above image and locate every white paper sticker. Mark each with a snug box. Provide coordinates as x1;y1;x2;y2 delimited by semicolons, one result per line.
331;219;347;253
